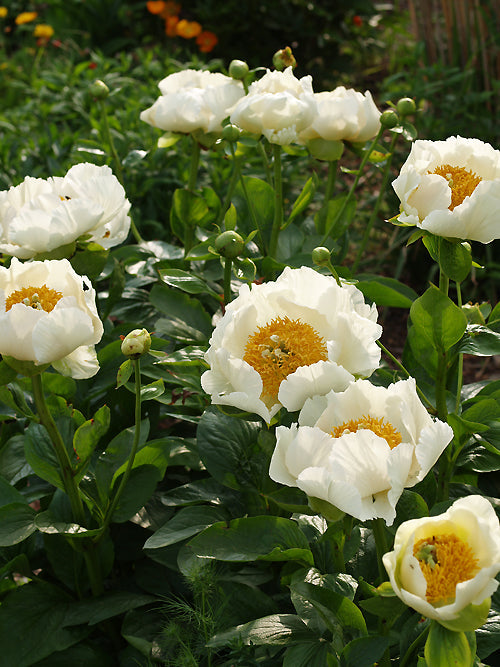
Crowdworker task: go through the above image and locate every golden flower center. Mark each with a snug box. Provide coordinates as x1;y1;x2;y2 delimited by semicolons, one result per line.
5;285;63;313
243;316;328;401
331;415;402;449
431;164;482;210
414;533;479;605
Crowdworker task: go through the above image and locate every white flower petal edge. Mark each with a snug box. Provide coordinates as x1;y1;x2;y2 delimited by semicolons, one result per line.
269;378;452;524
392;135;500;243
0;258;103;379
201;266;382;423
382;495;500;624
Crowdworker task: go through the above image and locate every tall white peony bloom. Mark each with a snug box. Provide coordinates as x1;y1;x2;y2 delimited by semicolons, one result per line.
383;495;500;630
299;86;381;143
0;163;131;259
0;258;103;378
269;378;453;525
392;136;500;243
230;66;317;145
201;266;382;423
140;69;245;134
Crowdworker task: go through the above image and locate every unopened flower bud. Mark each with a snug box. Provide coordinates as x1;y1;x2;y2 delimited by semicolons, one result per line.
121;328;151;359
221;123;241;143
89;79;109;100
380;109;399;129
312;246;331;266
215;230;245;259
396;97;416;117
228;59;249;80
272;46;296;71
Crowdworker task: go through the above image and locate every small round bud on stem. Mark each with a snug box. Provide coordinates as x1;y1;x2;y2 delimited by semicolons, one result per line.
229;59;249;80
272;46;296;70
380;109;399;129
89;79;110;100
221;123;241;143
121;329;151;359
215;230;245;259
396;97;416;117
312;246;332;267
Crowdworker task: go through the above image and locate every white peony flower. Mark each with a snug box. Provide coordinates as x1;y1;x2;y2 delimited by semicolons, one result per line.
140;69;245;134
383;495;500;630
229;66;317;145
300;87;381;143
269;378;453;525
392;135;500;243
0;164;131;259
201;266;382;423
0;258;103;378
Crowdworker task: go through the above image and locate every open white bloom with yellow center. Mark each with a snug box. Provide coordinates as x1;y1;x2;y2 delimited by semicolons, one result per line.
0;164;131;259
201;266;382;423
383;495;500;630
140;69;245;134
230;67;317;145
269;378;452;525
0;258;103;378
392;136;500;243
300;86;381;143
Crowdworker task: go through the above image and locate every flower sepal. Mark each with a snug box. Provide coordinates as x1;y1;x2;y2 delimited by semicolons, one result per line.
424;620;476;667
307;496;345;523
306;138;344;162
2;356;50;377
32;241;77;262
437;597;491;633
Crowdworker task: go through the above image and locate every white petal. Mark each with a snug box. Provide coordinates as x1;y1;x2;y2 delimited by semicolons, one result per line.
52;345;100;379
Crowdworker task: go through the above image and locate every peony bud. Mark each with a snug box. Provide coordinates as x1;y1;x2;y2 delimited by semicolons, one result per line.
89;79;109;100
215;230;245;259
312;246;332;266
272;46;296;71
380;109;399;129
228;59;249;80
396;97;417;117
121;329;151;359
221;123;242;143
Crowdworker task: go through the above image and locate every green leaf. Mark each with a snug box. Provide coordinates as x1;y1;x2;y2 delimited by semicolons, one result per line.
208;614;316;647
140;378;165;401
284;642;335;666
292;581;367;637
150;283;212;343
0;360;18;386
410;284;467;353
356;275;417;308
233;176;275;245
0;474;28;507
358;596;406;625
437;238;472;283
315;195;356;239
341;635;391;667
158;268;219;297
232;256;257;282
187;515;314;566
144;505;228;549
424;621;472;667
285;173;318;228
0;503;37;546
24;422;64;490
197;408;268;491
73;405;110;478
111;439;170;488
116;359;133;388
170;188;210;243
34;511;100;538
459;325;500;356
111;465;162;523
64;591;156;626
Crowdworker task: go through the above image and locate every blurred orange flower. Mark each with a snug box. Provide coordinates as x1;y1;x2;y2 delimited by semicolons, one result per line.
34;24;55;41
196;31;218;53
0;7;7;18
165;15;179;37
146;1;166;15
15;11;38;25
176;19;202;39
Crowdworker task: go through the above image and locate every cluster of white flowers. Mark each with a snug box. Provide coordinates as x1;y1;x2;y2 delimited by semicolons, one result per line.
0;163;130;378
140;67;381;148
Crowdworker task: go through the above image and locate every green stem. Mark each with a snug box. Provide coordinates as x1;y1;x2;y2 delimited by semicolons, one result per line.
320;126;384;246
399;622;430;667
32;374;86;526
216;149;241;227
98;100;143;244
436;269;450;420
223;258;232;305
372;518;390;584
183;137;202;255
352;132;398;273
268;144;283;260
455;282;464;413
99;358;143;535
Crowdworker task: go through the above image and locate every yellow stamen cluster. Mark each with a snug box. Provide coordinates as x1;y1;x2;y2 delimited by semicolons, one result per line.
5;285;63;313
331;415;402;450
243;316;328;401
431;164;482;210
414;533;479;605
